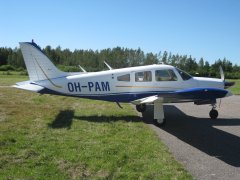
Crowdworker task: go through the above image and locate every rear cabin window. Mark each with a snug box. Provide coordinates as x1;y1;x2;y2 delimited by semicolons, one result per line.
135;71;152;82
117;74;130;81
155;69;178;81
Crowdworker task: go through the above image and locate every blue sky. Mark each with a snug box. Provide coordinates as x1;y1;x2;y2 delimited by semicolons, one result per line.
1;0;240;65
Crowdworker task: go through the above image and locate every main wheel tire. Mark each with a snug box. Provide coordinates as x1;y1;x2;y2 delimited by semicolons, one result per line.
154;118;166;127
136;104;146;112
209;109;218;119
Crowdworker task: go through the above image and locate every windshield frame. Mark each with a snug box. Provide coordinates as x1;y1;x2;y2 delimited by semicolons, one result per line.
176;68;192;81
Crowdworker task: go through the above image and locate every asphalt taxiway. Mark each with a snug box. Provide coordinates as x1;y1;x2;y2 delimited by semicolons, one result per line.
141;95;240;180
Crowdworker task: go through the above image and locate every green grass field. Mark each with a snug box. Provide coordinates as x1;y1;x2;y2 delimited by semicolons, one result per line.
0;74;192;179
228;79;240;95
0;73;28;86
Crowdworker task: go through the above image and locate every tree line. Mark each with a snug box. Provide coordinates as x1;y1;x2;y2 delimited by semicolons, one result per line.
0;45;239;79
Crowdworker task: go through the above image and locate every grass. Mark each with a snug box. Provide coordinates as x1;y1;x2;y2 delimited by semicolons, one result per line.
0;74;192;179
0;72;28;86
228;79;240;95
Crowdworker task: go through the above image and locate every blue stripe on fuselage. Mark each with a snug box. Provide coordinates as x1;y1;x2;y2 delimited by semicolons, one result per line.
175;88;228;100
37;87;228;103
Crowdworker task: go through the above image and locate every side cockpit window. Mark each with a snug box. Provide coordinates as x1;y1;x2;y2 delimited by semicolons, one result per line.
117;74;130;81
155;69;177;81
135;71;152;82
176;68;192;81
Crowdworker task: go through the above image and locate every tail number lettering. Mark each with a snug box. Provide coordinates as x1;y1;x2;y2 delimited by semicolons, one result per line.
67;81;110;92
88;82;110;92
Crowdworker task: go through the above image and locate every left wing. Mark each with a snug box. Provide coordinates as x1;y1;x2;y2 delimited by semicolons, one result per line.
131;87;232;105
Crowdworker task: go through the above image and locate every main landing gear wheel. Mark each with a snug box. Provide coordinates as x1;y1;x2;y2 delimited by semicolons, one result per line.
136;104;146;112
209;109;218;119
154;118;166;127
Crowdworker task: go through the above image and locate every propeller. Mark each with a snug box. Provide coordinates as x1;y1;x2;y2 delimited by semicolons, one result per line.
219;66;224;80
219;66;235;89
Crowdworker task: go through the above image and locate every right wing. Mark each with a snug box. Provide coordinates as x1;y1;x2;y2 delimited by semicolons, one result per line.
131;95;159;105
131;87;231;105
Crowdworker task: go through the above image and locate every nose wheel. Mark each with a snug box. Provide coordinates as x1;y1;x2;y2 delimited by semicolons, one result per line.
209;104;218;119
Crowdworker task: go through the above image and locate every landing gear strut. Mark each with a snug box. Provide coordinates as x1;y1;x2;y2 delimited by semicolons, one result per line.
136;101;166;127
154;118;166;127
209;104;218;119
153;100;166;127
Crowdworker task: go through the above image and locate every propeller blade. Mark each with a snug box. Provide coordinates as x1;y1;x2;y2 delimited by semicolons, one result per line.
219;66;235;89
219;66;224;80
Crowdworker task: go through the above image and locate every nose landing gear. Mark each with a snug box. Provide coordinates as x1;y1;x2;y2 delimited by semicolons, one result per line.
209;104;218;119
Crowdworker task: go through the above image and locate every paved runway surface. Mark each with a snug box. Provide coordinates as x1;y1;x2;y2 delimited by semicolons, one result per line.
141;95;240;180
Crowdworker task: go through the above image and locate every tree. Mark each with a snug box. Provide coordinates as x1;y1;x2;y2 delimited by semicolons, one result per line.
161;51;168;64
198;58;204;69
144;53;158;65
203;61;210;76
0;48;12;66
0;44;239;78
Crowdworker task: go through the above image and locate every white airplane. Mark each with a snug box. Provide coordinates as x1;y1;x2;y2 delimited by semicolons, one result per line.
15;42;234;126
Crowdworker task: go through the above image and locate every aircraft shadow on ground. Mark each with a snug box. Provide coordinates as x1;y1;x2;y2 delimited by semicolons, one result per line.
142;105;240;167
48;110;74;129
74;115;141;123
49;110;141;129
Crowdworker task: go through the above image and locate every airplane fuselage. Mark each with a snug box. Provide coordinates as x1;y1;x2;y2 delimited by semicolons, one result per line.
35;64;227;103
16;42;234;124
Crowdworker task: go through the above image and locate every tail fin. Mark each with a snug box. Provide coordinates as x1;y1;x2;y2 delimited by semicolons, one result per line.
20;42;67;82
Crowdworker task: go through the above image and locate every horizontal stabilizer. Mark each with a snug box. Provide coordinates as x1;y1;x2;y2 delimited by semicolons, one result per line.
14;81;44;92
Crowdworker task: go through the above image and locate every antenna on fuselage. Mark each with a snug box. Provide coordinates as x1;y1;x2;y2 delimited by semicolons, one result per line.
104;61;113;70
78;65;87;72
116;102;123;109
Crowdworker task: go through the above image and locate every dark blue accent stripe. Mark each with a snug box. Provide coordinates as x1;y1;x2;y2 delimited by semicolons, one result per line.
38;88;160;102
38;87;229;103
175;88;228;100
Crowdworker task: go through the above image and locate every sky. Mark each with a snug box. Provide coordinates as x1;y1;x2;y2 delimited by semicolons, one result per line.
0;0;240;65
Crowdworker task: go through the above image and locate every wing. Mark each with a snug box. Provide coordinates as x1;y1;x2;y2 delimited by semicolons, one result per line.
131;95;159;105
131;87;231;105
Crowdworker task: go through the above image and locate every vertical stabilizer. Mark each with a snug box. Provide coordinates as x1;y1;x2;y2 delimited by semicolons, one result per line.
20;42;67;81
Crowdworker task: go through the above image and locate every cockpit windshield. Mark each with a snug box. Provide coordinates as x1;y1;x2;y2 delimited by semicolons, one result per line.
176;68;192;81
